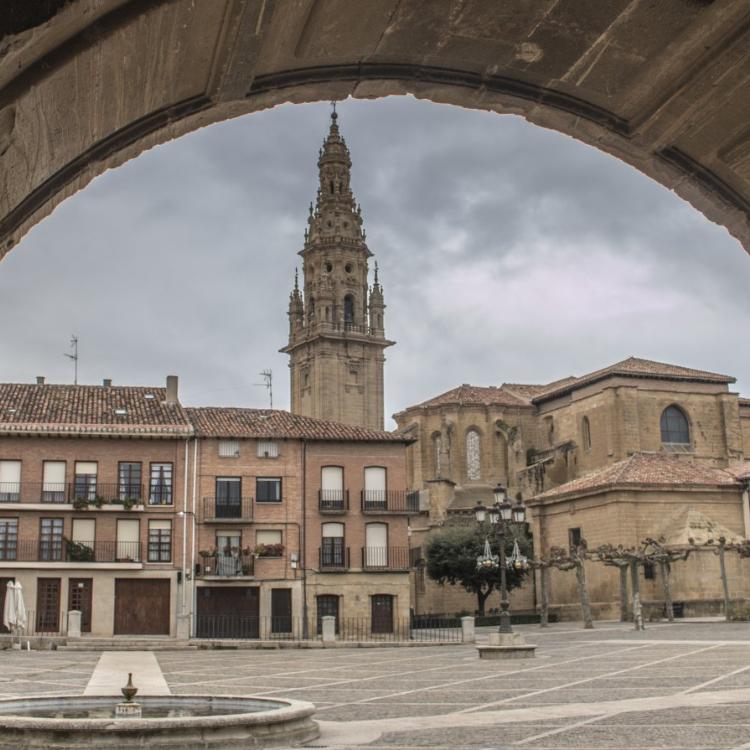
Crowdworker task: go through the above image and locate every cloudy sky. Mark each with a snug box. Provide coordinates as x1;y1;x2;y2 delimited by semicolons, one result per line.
1;96;749;427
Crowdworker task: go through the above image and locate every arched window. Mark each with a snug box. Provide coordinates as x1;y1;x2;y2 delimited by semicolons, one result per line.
343;295;354;324
432;432;442;477
582;417;592;451
466;429;481;480
660;405;690;445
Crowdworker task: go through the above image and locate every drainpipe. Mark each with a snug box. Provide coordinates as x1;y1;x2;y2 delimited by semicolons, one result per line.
182;438;189;617
742;481;750;539
302;439;309;639
190;437;198;636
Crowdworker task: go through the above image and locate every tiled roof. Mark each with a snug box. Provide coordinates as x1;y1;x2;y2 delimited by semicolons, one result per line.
403;384;529;411
186;407;411;442
0;384;192;435
727;462;750;481
533;357;734;402
502;378;578;402
530;452;741;502
739;398;750;408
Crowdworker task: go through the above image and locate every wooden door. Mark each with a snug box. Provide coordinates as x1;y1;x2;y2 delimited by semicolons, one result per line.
371;594;394;634
36;578;61;633
271;588;292;634
196;586;259;638
68;578;93;633
0;577;14;633
114;579;170;635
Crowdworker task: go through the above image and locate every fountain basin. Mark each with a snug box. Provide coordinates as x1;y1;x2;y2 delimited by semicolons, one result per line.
0;694;318;749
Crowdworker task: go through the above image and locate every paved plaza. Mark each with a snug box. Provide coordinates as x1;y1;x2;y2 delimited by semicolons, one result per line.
3;621;750;748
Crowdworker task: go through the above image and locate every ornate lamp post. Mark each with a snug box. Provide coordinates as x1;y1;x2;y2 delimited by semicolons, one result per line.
474;484;528;635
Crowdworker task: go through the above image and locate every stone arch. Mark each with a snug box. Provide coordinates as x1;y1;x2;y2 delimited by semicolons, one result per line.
660;404;691;447
2;1;750;260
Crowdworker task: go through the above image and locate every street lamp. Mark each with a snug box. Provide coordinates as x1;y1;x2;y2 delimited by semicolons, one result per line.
474;484;528;634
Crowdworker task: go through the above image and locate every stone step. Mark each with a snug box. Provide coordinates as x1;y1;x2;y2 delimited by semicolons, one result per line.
58;639;195;652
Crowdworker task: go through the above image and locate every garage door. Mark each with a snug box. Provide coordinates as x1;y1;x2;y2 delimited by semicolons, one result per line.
114;579;170;635
196;586;259;639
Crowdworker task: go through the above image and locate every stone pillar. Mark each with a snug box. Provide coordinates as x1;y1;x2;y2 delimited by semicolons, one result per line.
461;616;475;643
321;616;336;643
67;610;81;638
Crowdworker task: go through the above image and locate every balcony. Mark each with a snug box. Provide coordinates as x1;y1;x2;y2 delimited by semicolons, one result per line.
201;497;254;523
0;539;141;563
318;545;350;571
0;482;146;505
197;550;254;578
318;489;349;513
360;546;410;571
360;490;421;514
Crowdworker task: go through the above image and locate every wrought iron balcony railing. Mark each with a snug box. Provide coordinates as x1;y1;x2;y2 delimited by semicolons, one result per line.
318;544;350;570
201;497;254;522
0;539;141;563
360;546;410;571
197;551;254;578
318;489;349;512
360;490;421;514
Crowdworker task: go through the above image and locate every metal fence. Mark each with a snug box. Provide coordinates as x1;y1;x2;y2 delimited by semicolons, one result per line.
193;615;462;642
1;609;67;638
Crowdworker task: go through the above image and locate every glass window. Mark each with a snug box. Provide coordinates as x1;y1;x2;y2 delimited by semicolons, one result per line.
365;523;388;567
73;461;97;501
40;518;64;561
660;406;690;445
466;430;481;480
363;467;387;509
321;523;345;567
215;477;241;518
0;460;21;502
148;519;172;562
149;463;173;505
42;461;66;503
118;462;142;502
256;477;281;502
0;518;18;560
568;527;582;549
256;529;283;557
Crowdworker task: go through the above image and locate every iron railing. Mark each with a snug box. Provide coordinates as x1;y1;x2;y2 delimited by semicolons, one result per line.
0;539;141;563
360;490;421;514
1;609;67;637
197;551;254;578
360;547;410;570
0;482;145;504
193;615;462;642
201;497;254;521
318;545;350;570
318;489;349;512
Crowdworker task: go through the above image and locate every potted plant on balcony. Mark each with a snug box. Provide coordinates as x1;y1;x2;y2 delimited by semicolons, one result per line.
91;495;105;508
65;538;95;562
119;496;138;510
255;543;284;558
72;496;89;510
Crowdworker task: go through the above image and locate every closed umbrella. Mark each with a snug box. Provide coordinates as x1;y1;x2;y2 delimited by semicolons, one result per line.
3;582;27;645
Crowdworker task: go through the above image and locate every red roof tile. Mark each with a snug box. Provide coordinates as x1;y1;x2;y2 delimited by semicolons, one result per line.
401;384;529;411
530;453;741;502
0;383;191;436
186;407;411;442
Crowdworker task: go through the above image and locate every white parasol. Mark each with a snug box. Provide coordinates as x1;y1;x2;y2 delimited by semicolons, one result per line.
3;581;27;644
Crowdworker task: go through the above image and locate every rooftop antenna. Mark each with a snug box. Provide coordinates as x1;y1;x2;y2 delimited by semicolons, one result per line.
254;369;273;409
64;335;79;385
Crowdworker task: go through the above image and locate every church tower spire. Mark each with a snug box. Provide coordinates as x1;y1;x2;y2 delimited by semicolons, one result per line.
281;106;394;430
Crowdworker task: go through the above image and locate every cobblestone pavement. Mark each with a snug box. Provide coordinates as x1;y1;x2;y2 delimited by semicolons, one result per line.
3;622;750;748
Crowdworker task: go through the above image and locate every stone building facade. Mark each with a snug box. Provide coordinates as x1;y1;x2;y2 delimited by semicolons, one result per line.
395;357;750;618
280;110;394;431
0;377;413;640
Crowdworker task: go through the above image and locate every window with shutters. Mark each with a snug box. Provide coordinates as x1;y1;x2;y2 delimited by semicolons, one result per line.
42;461;66;503
73;462;97;501
116;519;140;561
218;440;240;458
0;519;18;560
118;462;142;501
40;518;64;561
257;441;279;458
321;522;345;566
0;461;21;501
256;529;283;557
256;477;282;502
149;463;173;505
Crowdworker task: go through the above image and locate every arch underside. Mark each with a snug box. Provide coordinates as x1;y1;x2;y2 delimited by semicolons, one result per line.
2;0;750;257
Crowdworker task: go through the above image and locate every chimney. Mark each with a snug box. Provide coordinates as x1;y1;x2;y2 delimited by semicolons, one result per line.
102;379;112;387
165;375;179;406
36;376;45;385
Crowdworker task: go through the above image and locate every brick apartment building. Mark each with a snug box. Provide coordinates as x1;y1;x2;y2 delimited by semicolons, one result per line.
0;377;415;639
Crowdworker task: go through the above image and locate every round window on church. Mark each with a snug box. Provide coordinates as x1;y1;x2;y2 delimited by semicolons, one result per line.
345;263;352;273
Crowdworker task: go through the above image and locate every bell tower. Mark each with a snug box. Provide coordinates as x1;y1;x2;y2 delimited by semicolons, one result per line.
281;107;394;430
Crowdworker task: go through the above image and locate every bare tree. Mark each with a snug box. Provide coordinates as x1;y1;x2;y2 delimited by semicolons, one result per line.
642;537;691;623
548;541;594;629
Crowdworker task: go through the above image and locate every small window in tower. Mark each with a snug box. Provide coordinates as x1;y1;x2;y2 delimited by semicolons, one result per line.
345;263;352;273
325;261;333;272
343;222;349;228
327;221;333;228
344;295;354;324
330;180;334;193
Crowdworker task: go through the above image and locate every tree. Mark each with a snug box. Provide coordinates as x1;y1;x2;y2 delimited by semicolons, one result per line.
425;523;529;616
546;542;594;629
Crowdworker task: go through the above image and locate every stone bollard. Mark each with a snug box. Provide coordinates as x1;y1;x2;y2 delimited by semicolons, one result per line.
67;610;82;639
321;615;336;643
461;616;475;643
176;614;191;640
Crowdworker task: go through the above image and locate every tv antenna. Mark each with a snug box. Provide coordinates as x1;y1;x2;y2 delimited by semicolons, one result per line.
254;369;273;409
64;335;79;385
